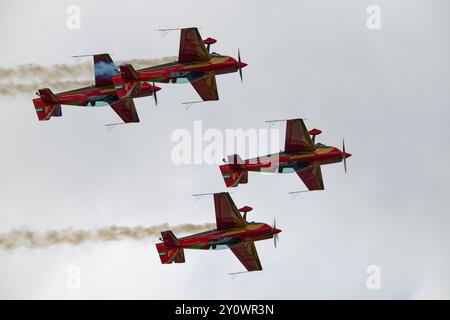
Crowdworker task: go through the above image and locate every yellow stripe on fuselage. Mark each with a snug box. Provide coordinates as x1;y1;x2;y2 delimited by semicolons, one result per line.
220;223;264;237
289;147;334;159
183;57;229;69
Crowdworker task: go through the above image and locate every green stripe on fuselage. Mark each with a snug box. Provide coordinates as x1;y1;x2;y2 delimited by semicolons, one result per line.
65;101;84;106
139;61;180;71
145;78;165;83
180;228;218;240
188;244;206;249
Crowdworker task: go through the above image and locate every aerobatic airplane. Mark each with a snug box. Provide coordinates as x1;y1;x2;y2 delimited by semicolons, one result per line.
112;27;247;103
32;54;160;123
156;192;281;272
220;119;352;190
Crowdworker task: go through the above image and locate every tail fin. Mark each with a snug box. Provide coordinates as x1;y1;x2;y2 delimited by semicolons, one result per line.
32;88;62;121
156;243;185;264
94;54;119;87
220;163;248;188
156;231;185;264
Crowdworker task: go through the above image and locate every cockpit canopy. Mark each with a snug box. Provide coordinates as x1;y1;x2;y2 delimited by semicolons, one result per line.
315;143;329;148
210;52;223;57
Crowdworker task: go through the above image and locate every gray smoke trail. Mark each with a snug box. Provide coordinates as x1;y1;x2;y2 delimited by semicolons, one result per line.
0;223;215;251
1;81;92;97
0;56;177;97
0;56;177;81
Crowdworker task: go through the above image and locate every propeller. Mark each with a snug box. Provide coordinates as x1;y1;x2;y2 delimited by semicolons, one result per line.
272;218;279;248
342;139;347;173
238;49;243;82
153;82;158;106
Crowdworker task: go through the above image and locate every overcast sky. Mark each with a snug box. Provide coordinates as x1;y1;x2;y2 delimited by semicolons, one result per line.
0;0;449;299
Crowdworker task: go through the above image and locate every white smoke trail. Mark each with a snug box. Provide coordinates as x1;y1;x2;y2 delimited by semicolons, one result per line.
0;56;176;81
0;56;177;97
1;81;92;97
0;223;215;251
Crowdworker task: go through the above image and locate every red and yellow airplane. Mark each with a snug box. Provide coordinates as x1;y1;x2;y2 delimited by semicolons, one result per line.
156;192;281;272
32;54;160;123
112;27;247;103
220;119;352;190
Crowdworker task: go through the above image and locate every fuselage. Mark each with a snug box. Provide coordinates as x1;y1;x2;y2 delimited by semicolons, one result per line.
242;145;348;173
34;83;157;108
175;222;278;251
134;54;244;84
48;85;117;107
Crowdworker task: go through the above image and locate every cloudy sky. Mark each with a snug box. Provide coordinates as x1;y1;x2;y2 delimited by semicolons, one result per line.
0;0;449;299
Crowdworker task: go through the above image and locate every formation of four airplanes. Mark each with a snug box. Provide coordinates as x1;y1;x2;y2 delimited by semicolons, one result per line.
32;27;352;273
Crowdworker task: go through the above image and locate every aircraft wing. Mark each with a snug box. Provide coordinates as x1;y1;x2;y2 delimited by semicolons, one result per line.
214;193;247;229
190;73;219;101
230;240;263;272
178;27;210;62
109;98;140;123
284;119;316;153
296;164;324;191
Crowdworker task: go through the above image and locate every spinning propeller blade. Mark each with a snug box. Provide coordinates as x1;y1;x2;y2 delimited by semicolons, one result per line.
238;49;243;82
153;83;158;106
343;139;347;173
272;217;279;248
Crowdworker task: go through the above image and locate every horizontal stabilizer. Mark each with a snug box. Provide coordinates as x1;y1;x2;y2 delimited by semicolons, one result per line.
156;231;185;264
227;154;244;165
51;105;62;117
38;88;58;103
160;231;181;247
32;89;62;121
219;164;248;188
156;243;185;264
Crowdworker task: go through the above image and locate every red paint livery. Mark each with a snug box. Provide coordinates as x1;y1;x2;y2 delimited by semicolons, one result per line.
156;193;280;272
220;119;352;190
113;27;247;103
32;54;160;123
